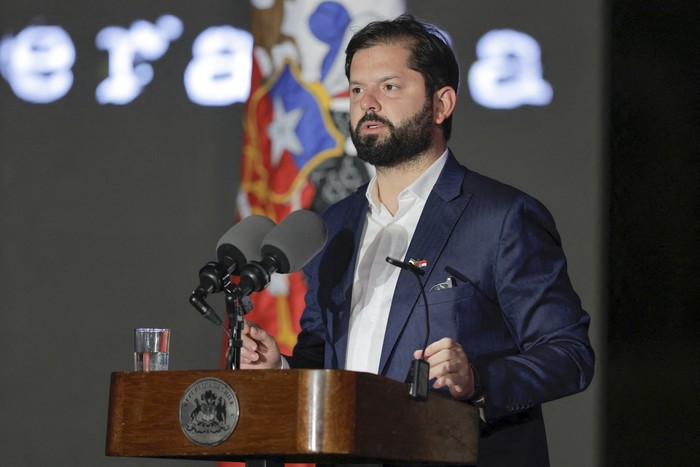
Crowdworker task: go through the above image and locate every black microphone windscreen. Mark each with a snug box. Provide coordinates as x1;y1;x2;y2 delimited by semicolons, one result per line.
216;215;276;270
261;210;328;273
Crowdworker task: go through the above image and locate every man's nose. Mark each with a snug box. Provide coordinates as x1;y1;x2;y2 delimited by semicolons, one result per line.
360;90;381;112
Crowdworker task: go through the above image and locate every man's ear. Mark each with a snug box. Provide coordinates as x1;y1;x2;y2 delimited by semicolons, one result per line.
434;86;457;125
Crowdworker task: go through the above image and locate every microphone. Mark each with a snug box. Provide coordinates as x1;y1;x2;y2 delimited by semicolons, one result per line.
207;215;277;293
385;256;426;277
189;215;276;325
234;209;328;300
386;256;431;401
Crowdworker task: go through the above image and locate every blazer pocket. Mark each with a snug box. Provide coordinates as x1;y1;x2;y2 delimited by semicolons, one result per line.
425;283;480;305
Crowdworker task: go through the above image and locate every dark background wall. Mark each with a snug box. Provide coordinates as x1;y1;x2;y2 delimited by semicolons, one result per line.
608;0;700;464
0;2;247;466
0;0;622;465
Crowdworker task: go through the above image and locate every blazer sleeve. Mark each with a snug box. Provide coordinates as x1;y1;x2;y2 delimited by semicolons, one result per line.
478;194;595;420
285;264;326;369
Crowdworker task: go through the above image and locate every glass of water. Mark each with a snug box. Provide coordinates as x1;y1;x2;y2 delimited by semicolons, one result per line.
133;328;170;371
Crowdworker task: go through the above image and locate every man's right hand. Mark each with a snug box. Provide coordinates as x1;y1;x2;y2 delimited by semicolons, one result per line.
240;319;283;369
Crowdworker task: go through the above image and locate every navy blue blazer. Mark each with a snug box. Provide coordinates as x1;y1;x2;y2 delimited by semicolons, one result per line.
289;152;595;466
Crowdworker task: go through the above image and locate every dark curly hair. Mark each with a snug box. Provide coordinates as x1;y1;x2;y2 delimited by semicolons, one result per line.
345;14;460;140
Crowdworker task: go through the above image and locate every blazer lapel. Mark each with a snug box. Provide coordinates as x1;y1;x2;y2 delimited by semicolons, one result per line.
378;153;472;375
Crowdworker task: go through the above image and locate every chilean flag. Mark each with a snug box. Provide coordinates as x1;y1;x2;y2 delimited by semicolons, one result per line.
226;2;406;465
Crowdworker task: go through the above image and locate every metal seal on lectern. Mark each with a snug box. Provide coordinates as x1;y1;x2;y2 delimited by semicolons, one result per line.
179;377;240;446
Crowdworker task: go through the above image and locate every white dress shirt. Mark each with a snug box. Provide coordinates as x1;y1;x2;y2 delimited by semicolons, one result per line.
345;150;448;373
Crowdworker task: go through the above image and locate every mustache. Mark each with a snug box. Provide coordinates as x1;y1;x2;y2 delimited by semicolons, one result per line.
355;112;394;133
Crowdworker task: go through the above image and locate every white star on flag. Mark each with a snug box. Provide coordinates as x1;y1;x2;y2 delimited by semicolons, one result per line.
267;96;304;167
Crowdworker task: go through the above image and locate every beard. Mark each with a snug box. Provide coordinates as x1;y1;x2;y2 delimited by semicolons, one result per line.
349;98;434;169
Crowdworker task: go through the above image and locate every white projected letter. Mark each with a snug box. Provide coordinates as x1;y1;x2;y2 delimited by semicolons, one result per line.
468;29;553;109
184;26;253;106
0;25;75;103
95;15;183;105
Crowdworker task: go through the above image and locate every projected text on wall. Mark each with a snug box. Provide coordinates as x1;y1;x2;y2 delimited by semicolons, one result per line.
0;15;551;109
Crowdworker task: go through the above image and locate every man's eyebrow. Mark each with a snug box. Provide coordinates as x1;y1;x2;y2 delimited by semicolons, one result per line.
349;75;402;86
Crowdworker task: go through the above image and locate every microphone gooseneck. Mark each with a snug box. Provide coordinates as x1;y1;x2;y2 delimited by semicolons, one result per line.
386;256;431;401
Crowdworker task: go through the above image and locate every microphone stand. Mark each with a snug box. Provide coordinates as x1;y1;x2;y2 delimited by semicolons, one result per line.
224;288;253;370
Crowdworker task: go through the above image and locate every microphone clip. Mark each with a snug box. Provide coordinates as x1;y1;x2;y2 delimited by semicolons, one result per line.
198;261;233;294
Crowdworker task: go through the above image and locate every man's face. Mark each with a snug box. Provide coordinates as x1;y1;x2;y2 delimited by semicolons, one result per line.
348;44;435;168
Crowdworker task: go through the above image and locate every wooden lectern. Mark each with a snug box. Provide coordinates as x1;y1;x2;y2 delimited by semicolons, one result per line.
106;369;479;464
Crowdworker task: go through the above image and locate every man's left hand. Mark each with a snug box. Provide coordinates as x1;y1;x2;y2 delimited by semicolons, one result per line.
414;337;474;400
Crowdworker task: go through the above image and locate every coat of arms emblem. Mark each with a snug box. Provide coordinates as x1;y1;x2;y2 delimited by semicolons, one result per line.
179;377;239;446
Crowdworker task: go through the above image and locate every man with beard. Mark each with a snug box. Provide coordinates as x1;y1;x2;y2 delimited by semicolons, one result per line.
240;14;594;467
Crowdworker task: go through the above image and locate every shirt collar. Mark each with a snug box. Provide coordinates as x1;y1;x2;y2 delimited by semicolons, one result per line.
365;149;450;211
